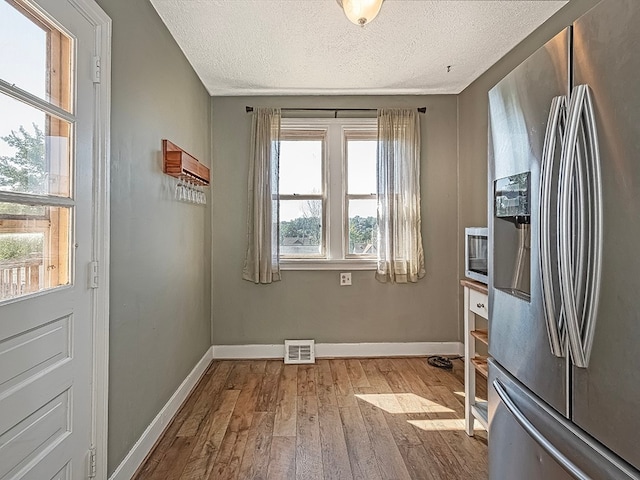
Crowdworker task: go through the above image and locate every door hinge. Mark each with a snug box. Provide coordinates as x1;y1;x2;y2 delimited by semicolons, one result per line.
92;55;101;83
89;261;99;288
88;445;97;479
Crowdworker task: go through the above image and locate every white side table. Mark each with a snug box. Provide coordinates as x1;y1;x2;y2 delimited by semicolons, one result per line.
461;278;489;436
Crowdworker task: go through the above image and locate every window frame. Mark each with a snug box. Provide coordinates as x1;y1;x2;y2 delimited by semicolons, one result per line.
279;117;377;271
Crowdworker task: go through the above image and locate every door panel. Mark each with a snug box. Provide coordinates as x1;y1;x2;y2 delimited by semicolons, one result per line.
572;0;640;470
0;0;96;478
0;315;70;392
488;28;569;415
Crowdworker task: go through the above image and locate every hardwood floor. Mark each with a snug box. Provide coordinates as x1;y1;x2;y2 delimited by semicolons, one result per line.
133;358;488;480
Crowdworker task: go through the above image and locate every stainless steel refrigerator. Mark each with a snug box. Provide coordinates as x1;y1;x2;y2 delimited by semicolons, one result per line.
487;0;640;478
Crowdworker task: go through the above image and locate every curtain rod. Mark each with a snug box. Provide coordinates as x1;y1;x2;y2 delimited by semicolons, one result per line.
245;106;427;114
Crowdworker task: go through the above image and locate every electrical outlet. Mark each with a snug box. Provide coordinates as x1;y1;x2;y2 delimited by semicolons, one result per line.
340;272;352;286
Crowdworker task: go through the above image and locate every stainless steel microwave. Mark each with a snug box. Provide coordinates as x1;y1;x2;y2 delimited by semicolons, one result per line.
465;227;488;284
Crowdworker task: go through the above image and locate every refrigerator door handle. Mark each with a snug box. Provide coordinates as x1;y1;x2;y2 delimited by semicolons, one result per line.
559;84;603;369
493;378;590;480
581;85;604;365
539;95;567;358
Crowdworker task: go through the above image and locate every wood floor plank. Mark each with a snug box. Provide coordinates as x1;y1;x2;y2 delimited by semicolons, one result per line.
265;360;283;374
331;359;357;407
208;429;250;480
339;406;382;480
358;398;412;480
256;361;283;413
225;361;251;390
381;367;413;393
374;357;395;372
179;389;240;479
397;444;442;480
315;359;338;407
273;364;298;436
330;359;354;396
296;395;324;479
393;357;432;393
249;360;267;374
177;361;233;437
227;373;261;433
345;359;370;388
360;359;393;393
318;405;354;480
146;436;195;480
133;402;198;478
237;412;275;480
382;409;423;447
405;357;446;387
297;364;317;396
266;436;296;480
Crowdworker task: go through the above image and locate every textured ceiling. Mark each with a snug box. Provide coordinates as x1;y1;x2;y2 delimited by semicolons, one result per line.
150;0;568;96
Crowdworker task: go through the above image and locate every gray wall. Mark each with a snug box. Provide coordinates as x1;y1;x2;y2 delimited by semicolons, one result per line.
94;0;212;474
457;0;601;330
211;95;459;345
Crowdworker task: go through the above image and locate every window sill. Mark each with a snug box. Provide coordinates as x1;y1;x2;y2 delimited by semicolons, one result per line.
280;259;376;271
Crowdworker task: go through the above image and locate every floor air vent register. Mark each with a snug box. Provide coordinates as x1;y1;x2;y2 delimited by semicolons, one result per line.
284;340;315;364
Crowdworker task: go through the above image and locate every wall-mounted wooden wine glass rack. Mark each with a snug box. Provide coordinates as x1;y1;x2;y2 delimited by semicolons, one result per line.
162;139;210;186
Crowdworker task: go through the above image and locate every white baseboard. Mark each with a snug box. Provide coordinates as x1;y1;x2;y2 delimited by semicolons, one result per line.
212;342;463;359
108;346;214;480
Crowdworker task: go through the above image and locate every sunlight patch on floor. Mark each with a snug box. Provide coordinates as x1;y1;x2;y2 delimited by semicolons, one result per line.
408;418;486;432
454;390;486;403
354;393;454;414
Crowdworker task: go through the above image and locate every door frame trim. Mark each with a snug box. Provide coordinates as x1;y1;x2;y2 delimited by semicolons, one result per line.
67;0;112;478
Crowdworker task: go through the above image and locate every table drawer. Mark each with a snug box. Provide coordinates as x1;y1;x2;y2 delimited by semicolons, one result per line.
469;289;488;318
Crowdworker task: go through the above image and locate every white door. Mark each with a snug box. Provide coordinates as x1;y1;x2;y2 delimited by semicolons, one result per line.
0;0;98;478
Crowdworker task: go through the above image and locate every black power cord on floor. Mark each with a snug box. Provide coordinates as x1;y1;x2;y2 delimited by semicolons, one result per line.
427;355;463;370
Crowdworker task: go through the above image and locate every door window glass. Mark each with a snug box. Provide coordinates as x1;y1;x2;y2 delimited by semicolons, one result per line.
0;0;74;302
0;204;71;300
0;93;72;197
0;0;72;111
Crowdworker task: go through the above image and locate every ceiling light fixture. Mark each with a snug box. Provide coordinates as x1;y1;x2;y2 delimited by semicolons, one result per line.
336;0;384;26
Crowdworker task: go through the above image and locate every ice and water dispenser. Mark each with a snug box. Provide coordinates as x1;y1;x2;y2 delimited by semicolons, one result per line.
494;172;531;301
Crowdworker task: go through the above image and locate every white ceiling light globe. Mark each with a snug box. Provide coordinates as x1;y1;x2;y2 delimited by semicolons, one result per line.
339;0;384;26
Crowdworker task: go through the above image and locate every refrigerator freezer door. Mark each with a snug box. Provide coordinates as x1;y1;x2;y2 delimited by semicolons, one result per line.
571;0;640;470
489;360;640;480
488;28;570;416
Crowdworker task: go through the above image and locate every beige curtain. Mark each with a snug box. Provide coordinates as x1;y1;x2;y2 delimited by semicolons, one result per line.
376;108;425;283
242;108;281;284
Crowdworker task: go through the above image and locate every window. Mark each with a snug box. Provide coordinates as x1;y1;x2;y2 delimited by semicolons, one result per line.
279;118;377;269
